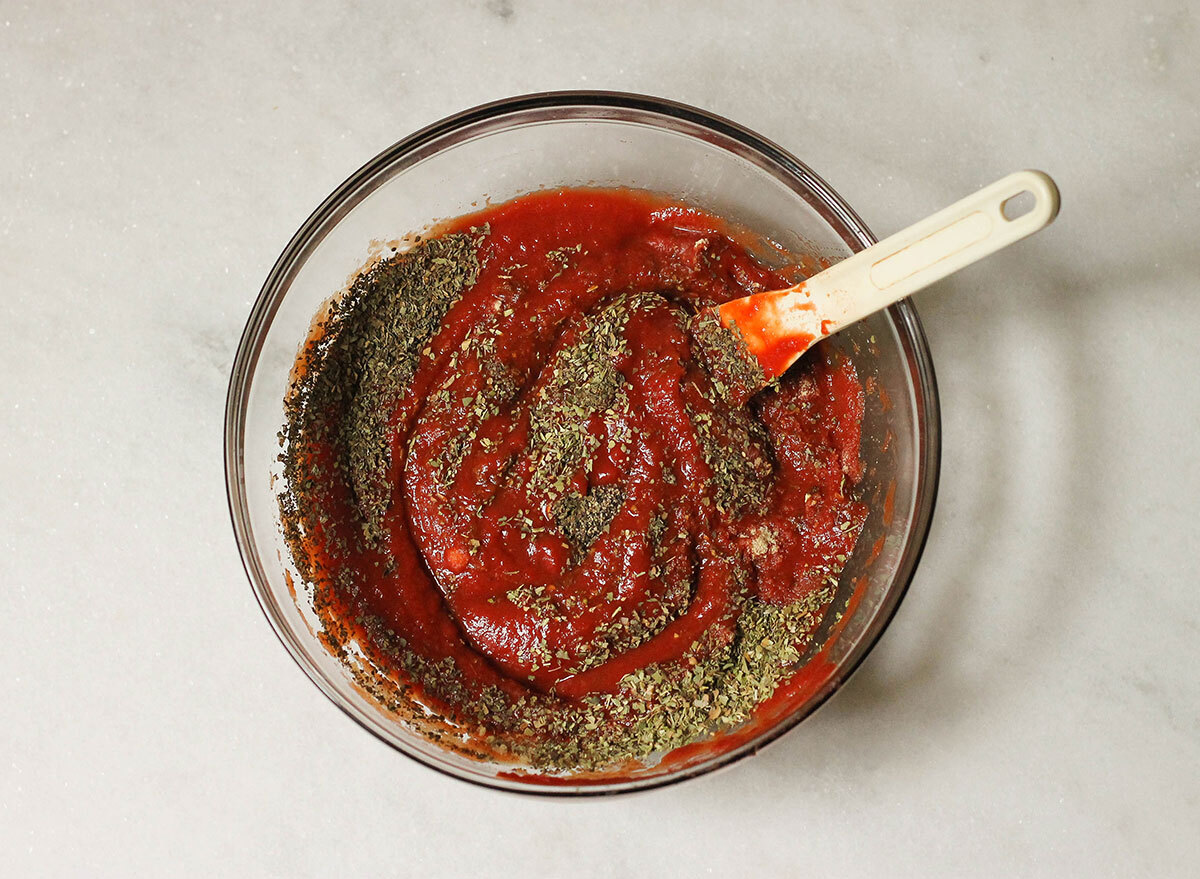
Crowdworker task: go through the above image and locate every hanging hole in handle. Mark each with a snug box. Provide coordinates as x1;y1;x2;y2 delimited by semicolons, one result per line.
1001;190;1036;221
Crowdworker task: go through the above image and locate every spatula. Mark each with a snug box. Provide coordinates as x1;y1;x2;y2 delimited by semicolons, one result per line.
717;170;1060;386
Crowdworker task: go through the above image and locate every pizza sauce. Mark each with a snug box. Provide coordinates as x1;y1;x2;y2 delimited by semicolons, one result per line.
281;188;867;773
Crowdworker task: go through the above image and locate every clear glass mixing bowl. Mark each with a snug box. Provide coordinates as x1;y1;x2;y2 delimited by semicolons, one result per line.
225;92;940;795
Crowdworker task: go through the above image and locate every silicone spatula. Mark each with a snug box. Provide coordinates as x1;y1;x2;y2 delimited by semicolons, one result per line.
716;170;1060;386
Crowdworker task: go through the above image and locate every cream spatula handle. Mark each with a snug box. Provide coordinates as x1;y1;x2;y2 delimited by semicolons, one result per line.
814;170;1060;332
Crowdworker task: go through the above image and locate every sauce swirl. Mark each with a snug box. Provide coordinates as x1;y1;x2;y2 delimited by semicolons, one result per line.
281;189;867;772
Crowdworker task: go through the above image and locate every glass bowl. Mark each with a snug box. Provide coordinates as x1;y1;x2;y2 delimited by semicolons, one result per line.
225;91;940;795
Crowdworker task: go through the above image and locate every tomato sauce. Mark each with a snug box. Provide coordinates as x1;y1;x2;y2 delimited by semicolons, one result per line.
285;189;867;772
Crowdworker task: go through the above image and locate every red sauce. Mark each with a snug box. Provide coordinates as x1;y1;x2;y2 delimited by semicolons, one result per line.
290;189;868;772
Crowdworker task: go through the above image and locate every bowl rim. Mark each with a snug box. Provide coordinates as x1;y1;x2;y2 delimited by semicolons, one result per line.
224;89;942;797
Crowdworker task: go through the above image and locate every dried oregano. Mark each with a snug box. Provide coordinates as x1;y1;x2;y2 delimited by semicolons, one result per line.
282;229;485;548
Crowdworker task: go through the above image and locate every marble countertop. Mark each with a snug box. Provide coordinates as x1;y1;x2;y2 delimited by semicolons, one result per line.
3;1;1197;876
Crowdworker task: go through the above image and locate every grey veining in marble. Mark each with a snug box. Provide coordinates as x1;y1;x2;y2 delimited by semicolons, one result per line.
2;1;1197;876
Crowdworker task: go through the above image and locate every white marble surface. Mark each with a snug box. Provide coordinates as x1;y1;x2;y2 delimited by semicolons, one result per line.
3;1;1197;875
